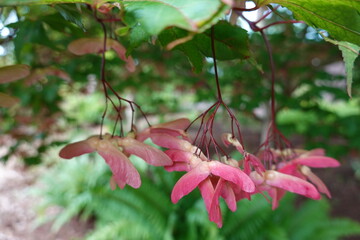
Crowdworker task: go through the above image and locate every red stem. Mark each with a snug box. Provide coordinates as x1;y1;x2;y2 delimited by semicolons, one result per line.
94;9;151;136
232;5;259;12
260;30;277;140
189;27;245;160
259;20;305;31
94;10;109;138
211;27;223;102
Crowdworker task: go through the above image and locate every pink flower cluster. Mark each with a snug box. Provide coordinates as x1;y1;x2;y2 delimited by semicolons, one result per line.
59;118;340;227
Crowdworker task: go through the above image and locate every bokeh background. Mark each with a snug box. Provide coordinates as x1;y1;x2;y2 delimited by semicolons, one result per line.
0;3;360;240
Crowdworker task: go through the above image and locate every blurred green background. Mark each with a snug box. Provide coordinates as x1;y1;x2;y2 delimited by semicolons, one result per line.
0;3;360;240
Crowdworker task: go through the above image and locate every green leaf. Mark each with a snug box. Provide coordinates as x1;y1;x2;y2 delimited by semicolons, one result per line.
321;35;360;97
259;0;360;45
54;4;86;31
123;0;230;35
338;42;360;97
41;13;84;37
158;28;204;73
194;21;250;60
115;26;131;37
127;24;151;55
0;0;92;6
159;21;249;71
8;20;58;61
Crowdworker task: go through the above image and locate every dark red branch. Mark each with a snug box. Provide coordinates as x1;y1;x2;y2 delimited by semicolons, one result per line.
211;27;223;102
93;9;151;136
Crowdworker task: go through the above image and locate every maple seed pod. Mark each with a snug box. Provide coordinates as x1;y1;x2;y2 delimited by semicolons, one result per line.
0;64;30;84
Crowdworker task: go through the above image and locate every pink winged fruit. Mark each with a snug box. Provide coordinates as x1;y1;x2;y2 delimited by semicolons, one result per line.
59;133;172;189
0;64;30;107
150;130;255;227
277;148;340;198
68;38;135;72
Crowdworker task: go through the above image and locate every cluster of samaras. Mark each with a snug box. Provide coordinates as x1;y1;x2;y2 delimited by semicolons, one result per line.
60;118;339;227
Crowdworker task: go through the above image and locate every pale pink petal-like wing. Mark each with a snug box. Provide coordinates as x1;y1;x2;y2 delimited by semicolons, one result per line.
210;208;223;228
136;128;151;142
109;41;136;72
44;68;70;82
59;140;95;159
171;163;210;203
294;156;340;168
245;153;265;174
125;58;136;73
301;167;331;198
165;149;193;163
0;93;20;108
154;118;190;130
249;171;264;185
68;38;110;55
98;145;141;189
110;176;117;190
268;188;287;210
208;178;224;228
152;129;190;142
268;188;280;210
277;163;304;180
228;182;251;201
198;178;215;212
278;163;307;180
164;150;192;171
110;175;126;190
302;148;325;157
221;182;237;212
118;137;172;166
277;188;286;201
25;67;71;86
151;133;192;151
137;118;190;142
264;170;321;200
0;64;30;84
109;39;130;60
69;38;135;72
209;161;255;193
150;128;187;138
165;162;190;172
210;178;223;215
